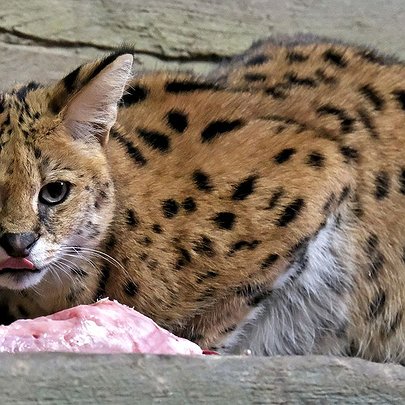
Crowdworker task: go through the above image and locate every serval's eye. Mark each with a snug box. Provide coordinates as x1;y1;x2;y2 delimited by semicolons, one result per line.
39;181;71;205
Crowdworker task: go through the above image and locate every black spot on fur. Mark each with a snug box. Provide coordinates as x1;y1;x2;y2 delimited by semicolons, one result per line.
137;129;170;152
192;170;213;192
165;80;219;93
265;188;284;210
274;148;296;164
338;186;351;204
237;284;273;307
236;284;260;297
110;129;147;166
120;85;148;106
356;108;379;138
287;51;309;63
196;270;219;284
260;253;279;269
105;234;117;250
314;69;337;85
358;84;385;111
162;199;179;219
229;240;260;255
222;324;237;334
369;250;385;279
139;253;148;262
368;291;386;319
248;290;272;306
213;212;236;230
152;224;163;234
323;193;336;213
364;234;385;279
340;145;359;163
265;83;290;99
292;251;311;282
63;66;81;93
182;197;197;213
357;49;389;65
352;193;364;218
400;168;405;194
34;148;42;159
193;236;215;257
393;90;405;110
232;175;258;201
245;54;269;66
244;73;267;82
306;151;325;168
375;171;390;200
166;110;188;133
275;125;286;134
95;264;110;300
201;119;243;143
175;248;192;270
323;49;348;68
126;209;139;227
317;105;355;133
16;82;41;101
124;280;139;297
141;236;152;246
288;237;311;263
276;198;305;227
284;72;317;87
366;234;379;251
98;190;108;200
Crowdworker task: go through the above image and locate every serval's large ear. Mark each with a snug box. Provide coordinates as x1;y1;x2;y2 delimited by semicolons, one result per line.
49;50;134;145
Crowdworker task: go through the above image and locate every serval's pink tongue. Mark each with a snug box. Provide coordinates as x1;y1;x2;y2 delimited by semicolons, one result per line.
0;258;34;270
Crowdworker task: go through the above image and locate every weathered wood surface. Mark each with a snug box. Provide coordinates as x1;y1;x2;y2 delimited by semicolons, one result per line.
0;1;404;403
2;354;405;404
0;0;404;88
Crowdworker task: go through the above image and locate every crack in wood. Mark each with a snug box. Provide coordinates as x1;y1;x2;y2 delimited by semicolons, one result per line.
0;26;230;63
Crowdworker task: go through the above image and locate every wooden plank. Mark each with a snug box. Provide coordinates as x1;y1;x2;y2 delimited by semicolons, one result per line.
0;3;404;403
1;354;404;404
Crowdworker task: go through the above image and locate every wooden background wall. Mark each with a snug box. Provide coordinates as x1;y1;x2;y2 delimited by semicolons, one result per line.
0;0;404;87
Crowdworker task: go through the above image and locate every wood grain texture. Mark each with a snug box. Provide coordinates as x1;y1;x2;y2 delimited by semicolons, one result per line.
0;0;404;87
1;354;405;404
0;2;404;402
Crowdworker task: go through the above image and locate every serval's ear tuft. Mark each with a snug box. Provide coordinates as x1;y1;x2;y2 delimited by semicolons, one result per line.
49;51;134;145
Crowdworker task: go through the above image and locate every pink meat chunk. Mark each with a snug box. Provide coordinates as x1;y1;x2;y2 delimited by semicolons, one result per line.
0;299;202;355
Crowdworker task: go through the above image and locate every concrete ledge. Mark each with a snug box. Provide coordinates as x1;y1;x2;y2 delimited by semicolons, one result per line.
2;354;405;404
1;2;404;404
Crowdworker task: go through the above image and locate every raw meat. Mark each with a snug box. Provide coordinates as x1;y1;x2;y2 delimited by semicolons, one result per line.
0;299;202;355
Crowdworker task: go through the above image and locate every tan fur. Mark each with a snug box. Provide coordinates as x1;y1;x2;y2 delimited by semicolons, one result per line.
0;37;404;362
